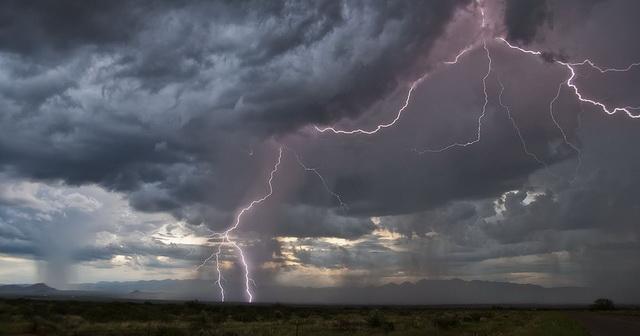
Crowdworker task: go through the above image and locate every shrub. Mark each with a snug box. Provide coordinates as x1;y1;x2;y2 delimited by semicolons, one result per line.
433;313;461;329
334;317;360;331
382;320;395;333
590;298;615;311
365;310;394;332
366;310;385;328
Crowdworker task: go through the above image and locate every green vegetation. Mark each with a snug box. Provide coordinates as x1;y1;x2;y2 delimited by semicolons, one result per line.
0;299;592;335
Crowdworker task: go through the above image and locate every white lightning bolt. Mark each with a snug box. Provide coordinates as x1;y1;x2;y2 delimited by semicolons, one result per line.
313;0;488;136
497;37;640;180
444;45;475;65
198;146;283;302
477;0;486;28
498;38;640;119
549;82;582;179
289;148;348;210
196;2;639;304
549;82;581;155
313;70;430;135
414;40;492;154
569;59;640;74
497;77;549;169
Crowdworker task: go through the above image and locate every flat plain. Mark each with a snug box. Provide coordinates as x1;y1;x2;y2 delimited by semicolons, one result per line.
7;299;639;335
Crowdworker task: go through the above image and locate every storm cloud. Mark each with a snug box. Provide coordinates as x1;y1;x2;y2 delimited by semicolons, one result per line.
0;0;639;300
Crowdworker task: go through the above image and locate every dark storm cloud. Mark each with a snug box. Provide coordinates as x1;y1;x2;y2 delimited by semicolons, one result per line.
382;201;488;239
502;0;609;46
0;0;473;229
360;108;640;290
486;111;640;243
0;0;154;58
266;205;376;239
283;46;579;218
1;0;640;294
503;0;550;45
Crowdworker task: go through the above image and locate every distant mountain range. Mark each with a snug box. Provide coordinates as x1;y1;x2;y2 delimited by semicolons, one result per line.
259;279;597;305
0;283;59;296
0;283;110;299
1;278;619;305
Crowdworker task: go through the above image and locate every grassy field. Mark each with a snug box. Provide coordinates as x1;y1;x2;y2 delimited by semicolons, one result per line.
0;299;591;335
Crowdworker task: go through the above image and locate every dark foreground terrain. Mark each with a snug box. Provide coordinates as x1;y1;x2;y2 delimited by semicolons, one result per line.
1;299;639;335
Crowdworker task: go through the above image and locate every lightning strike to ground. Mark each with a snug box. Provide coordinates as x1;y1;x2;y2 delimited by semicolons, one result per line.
198;2;639;303
199;145;350;302
199;146;283;302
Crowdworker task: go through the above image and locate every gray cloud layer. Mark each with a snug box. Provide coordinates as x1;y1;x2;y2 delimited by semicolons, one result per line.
0;0;470;224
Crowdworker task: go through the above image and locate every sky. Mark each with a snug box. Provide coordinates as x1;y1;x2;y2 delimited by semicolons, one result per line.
0;0;639;302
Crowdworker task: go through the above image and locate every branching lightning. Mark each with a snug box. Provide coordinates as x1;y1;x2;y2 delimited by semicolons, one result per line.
197;0;640;303
498;38;640;119
313;41;486;136
289;148;348;210
313;0;491;149
313;72;429;135
549;82;583;176
497;37;640;179
198;145;349;302
414;40;492;154
444;46;474;65
313;45;481;136
569;60;640;74
198;146;283;302
497;78;549;169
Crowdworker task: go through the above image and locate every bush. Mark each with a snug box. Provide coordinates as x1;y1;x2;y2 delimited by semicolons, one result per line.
30;316;59;334
366;310;394;332
433;313;461;329
366;310;385;328
382;320;395;333
334;317;360;331
590;298;615;311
